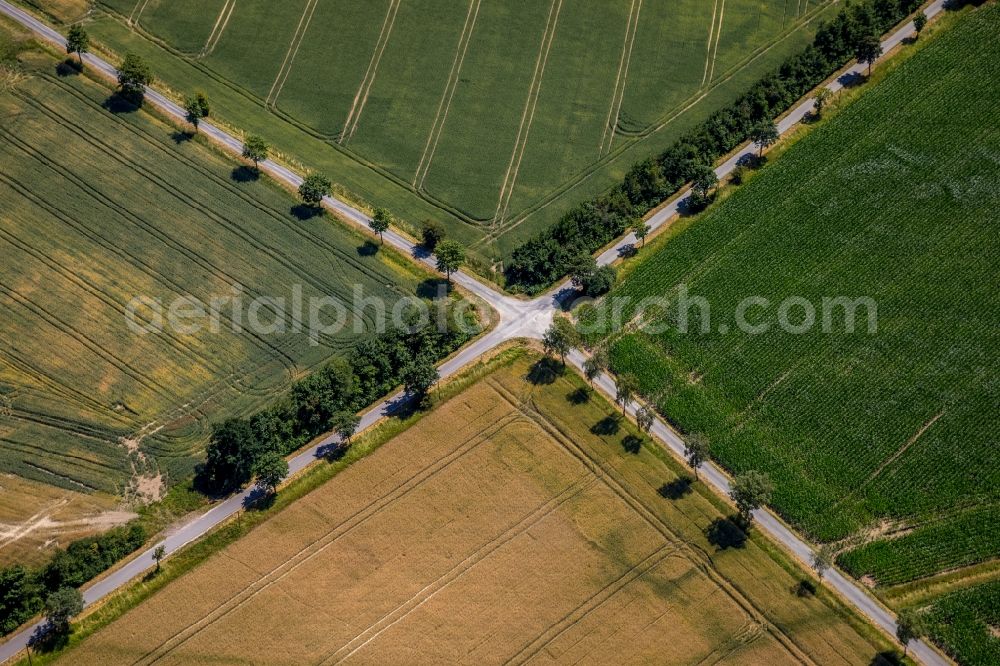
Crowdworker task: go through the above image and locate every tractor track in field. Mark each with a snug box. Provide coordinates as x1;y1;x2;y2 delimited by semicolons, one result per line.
265;0;320;111
132;411;520;665
340;0;402;145
599;0;642;157
412;0;482;190
491;0;563;230
319;469;601;664
199;0;237;58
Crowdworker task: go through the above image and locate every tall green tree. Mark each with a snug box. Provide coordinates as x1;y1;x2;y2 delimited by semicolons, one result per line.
242;134;268;172
44;587;83;634
750;121;779;157
635;405;654;435
402;354;439;400
912;12;927;37
331;410;361;445
855;32;882;76
812;544;835;582
65;25;89;67
299;173;331;208
813;88;833;119
202;418;259;493
683;433;710;480
434;240;464;283
691;164;719;202
253;451;288;496
542;318;579;367
421;219;445;250
152;545;166;573
730;470;773;526
582;350;607;385
614;373;639;414
369;207;391;244
895;608;926;657
117;53;152;103
631;218;649;247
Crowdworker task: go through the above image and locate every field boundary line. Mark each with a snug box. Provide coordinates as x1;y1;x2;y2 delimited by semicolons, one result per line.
265;0;320;110
600;0;642;157
199;0;237;58
412;0;482;189
491;0;563;229
321;469;600;664
131;411;519;665
504;544;675;665
340;0;402;145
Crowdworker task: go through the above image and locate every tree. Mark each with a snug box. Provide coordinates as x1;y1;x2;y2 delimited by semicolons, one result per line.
183;96;203;133
691;164;719;200
730;470;773;526
252;451;288;496
331;410;361;445
542;317;578;366
683;433;710;480
812;544;834;582
117;53;152;103
202;418;259;493
194;91;210;117
854;32;882;76
614;373;639;414
631;218;649;246
896;608;926;656
369;207;391;244
635;405;654;434
152;544;166;573
913;12;927;37
242;134;268;171
421;219;445;250
582;350;607;385
569;253;597;291
45;587;83;634
750;121;779;157
402;354;439;399
434;239;464;282
65;25;89;67
813;88;832;119
299;173;331;208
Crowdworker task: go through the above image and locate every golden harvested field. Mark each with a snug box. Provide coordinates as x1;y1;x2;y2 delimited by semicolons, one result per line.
61;356;890;664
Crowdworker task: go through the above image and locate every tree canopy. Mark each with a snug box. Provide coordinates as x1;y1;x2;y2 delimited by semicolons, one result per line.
434;240;464;281
117;53;153;103
242;134;269;169
730;470;773;524
299;173;331;208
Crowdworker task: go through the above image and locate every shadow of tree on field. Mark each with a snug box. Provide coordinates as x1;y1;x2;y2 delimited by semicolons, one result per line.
706;515;748;550
869;650;904;666
291;204;322;221
526;357;561;385
794;579;817;597
658;476;693;500
357;240;378;257
55;59;81;77
590;415;620;436
621;434;642;454
416;278;449;300
171;130;193;144
231;165;260;183
566;387;590;405
103;92;141;114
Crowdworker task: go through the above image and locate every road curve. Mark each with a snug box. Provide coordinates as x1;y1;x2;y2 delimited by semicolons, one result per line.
0;0;949;663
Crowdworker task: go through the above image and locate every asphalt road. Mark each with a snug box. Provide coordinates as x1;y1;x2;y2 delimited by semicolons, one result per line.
0;1;950;663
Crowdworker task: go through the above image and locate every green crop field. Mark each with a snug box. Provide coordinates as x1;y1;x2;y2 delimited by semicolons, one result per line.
33;0;839;269
581;2;1000;644
913;581;1000;665
0;26;434;558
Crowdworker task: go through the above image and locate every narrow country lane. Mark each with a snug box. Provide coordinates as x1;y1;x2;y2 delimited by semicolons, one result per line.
0;1;950;663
